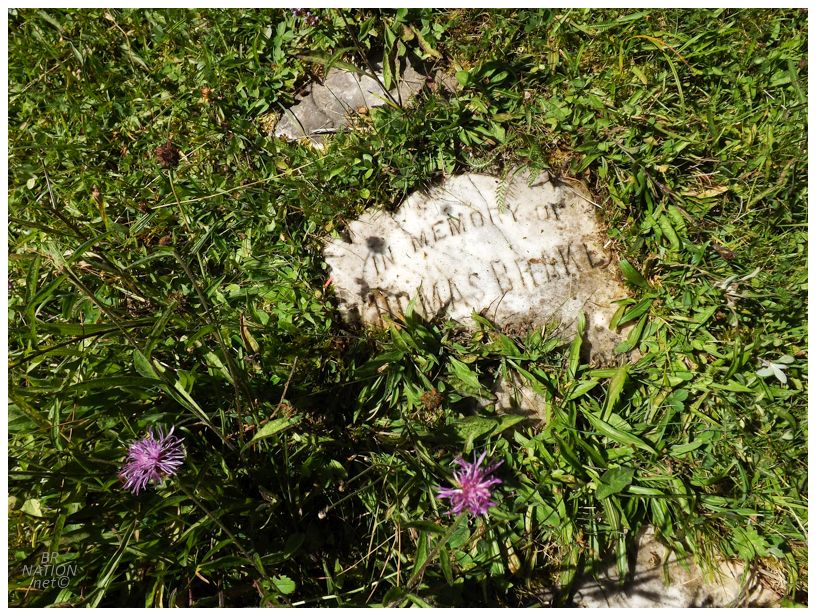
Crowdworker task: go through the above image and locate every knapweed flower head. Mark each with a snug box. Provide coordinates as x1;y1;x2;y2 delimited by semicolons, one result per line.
290;8;319;26
436;450;502;516
119;427;185;494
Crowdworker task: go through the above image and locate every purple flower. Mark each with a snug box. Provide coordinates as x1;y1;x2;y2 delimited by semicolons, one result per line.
119;427;186;494
290;8;319;26
436;450;503;516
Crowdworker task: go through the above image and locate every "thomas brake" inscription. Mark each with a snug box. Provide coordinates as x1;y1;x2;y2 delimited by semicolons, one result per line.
365;239;609;325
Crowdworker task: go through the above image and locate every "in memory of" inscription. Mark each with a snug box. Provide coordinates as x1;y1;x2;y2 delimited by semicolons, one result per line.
406;200;564;254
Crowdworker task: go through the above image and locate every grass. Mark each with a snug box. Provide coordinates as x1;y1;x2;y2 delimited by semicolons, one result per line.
8;8;807;607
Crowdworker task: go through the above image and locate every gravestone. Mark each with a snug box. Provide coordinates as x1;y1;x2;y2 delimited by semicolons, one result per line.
571;527;780;607
324;172;631;363
272;60;426;145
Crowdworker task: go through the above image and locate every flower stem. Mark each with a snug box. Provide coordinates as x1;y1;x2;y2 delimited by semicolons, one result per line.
386;512;468;607
167;170;191;231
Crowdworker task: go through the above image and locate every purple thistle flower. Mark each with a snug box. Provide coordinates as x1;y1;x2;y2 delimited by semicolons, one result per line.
119;427;185;495
436;450;503;516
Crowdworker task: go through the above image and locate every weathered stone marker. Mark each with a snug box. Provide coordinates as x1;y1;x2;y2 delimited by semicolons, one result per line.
572;527;780;607
324;172;631;362
273;60;425;145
